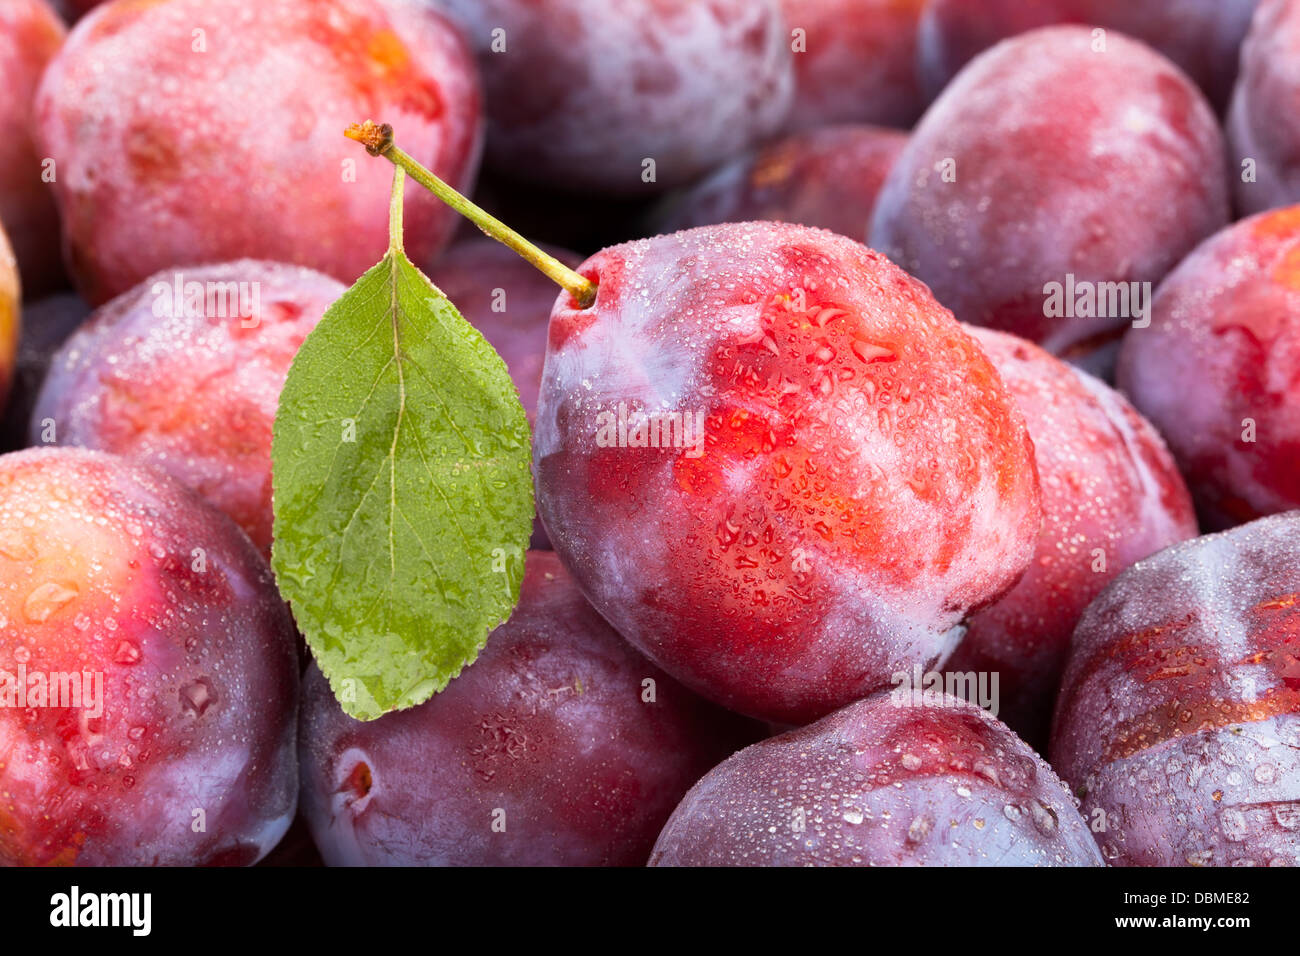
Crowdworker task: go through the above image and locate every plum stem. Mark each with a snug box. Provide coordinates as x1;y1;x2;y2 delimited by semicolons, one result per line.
346;120;597;308
388;166;405;255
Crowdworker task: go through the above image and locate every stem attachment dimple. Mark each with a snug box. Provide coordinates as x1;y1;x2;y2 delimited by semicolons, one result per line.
346;121;598;309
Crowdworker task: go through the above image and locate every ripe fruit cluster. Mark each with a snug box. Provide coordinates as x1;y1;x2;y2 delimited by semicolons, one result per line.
0;0;1296;870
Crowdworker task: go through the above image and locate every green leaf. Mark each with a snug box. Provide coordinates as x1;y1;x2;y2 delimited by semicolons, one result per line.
270;249;533;720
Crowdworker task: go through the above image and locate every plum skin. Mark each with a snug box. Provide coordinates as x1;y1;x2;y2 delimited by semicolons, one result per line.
53;0;104;19
535;221;1042;726
1228;0;1300;215
871;26;1230;365
431;240;581;425
778;0;925;131
650;691;1104;866
650;124;907;241
947;327;1198;748
298;551;756;867
32;260;346;556
35;0;482;305
0;448;299;866
439;0;792;194
1050;513;1300;867
918;0;1259;112
1117;206;1300;528
0;0;65;296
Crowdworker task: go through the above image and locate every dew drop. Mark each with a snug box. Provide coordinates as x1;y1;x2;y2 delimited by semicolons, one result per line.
24;582;79;623
1221;808;1248;842
180;678;215;717
1273;804;1300;830
114;640;142;665
906;815;932;844
0;529;36;561
1029;799;1058;834
850;341;897;364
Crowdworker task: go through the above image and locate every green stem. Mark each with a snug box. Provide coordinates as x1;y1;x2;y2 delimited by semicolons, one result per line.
347;121;597;308
388;166;406;255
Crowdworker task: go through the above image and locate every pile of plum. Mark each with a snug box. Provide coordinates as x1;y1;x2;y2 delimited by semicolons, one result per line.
0;0;1297;868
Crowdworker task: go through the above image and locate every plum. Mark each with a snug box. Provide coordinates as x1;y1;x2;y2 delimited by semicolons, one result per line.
0;0;65;296
35;0;482;305
31;261;344;557
947;327;1198;749
0;226;17;411
0;293;88;452
650;691;1104;866
1228;0;1300;215
871;26;1229;367
431;239;581;549
918;0;1259;112
535;221;1042;725
438;0;792;194
1117;207;1300;528
1051;512;1300;867
650;124;907;240
298;550;756;866
51;0;103;20
256;814;324;868
0;447;299;866
431;239;580;424
464;169;658;255
779;0;924;131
